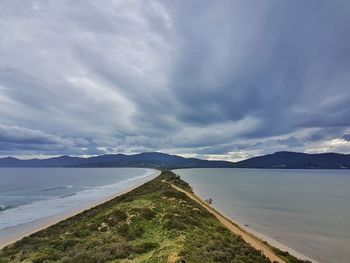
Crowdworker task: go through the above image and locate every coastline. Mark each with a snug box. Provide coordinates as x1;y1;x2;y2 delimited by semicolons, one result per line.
0;170;310;263
0;169;160;249
173;184;316;263
242;225;318;263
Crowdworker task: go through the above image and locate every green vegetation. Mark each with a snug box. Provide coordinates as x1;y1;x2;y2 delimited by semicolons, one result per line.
271;248;311;263
0;171;308;263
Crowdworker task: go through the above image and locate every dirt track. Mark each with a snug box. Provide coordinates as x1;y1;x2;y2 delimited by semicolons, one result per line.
171;184;286;263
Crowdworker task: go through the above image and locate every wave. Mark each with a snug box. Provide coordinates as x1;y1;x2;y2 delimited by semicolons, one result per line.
42;185;74;192
82;169;154;190
0;169;156;230
59;193;76;198
0;205;15;212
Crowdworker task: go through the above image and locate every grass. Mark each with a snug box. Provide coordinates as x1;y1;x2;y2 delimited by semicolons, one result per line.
0;171;309;263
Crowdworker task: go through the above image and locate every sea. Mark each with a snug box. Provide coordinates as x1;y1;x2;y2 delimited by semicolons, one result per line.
0;168;155;230
176;168;350;263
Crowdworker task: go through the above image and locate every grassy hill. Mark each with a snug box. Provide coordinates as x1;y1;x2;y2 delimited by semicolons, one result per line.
0;171;308;263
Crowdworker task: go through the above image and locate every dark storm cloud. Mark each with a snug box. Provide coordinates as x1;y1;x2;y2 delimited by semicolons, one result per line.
167;1;350;133
0;0;349;159
0;124;89;155
276;137;304;148
343;134;350;142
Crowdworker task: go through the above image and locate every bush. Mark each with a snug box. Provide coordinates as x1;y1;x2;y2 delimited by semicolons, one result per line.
110;242;134;258
102;209;128;227
60;238;78;250
113;209;128;221
62;251;94;263
31;248;61;263
117;224;145;240
135;242;159;253
165;219;188;231
162;190;188;200
140;208;156;220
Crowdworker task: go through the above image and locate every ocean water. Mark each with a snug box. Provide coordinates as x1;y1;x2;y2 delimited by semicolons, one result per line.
176;168;350;263
0;168;154;230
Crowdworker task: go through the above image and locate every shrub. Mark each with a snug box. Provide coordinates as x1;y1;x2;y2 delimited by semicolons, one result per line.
162;190;188;200
165;219;188;231
104;209;128;227
60;238;78;250
135;242;159;253
113;209;128;221
140;208;156;220
111;242;134;258
31;248;61;263
117;224;145;240
62;251;94;263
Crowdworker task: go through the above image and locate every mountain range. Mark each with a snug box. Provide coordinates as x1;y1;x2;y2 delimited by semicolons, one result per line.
0;151;349;169
234;151;350;169
0;152;350;169
0;152;234;169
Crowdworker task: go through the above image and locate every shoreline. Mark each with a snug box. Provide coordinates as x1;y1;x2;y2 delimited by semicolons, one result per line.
0;169;160;249
240;224;318;263
0;170;314;262
173;184;317;263
170;184;284;263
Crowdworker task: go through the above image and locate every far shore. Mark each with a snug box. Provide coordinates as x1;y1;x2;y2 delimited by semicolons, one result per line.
0;170;160;249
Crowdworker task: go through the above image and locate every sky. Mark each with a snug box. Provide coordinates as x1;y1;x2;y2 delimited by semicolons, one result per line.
0;0;350;161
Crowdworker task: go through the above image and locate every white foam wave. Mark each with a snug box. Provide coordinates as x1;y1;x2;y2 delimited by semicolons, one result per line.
0;169;155;230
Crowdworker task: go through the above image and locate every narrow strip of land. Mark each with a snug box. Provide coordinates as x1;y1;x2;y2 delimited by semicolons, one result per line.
171;184;286;263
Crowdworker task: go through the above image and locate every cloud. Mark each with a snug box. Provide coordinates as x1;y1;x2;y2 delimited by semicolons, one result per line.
276;136;304;147
342;134;350;142
0;0;350;158
305;138;350;154
168;1;350;133
0;124;88;155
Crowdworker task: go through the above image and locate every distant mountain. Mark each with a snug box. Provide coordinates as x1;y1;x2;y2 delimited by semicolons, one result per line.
0;152;235;169
234;151;350;169
1;151;349;169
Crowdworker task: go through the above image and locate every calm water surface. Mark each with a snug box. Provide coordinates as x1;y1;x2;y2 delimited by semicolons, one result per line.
176;168;350;263
0;168;154;230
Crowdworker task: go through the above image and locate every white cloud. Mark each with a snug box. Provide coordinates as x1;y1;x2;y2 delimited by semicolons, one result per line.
306;138;350;154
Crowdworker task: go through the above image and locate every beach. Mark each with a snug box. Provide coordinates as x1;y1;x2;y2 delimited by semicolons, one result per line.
175;168;350;263
0;169;160;249
172;183;315;263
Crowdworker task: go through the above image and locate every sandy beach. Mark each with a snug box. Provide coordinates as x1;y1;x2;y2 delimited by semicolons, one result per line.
0;170;160;249
171;184;316;263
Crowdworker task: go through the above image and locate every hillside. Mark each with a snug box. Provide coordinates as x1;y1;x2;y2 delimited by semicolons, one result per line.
1;151;349;169
0;171;307;263
234;151;350;169
0;152;235;169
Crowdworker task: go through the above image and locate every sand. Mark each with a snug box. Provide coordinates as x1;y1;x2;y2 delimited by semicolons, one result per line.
172;183;305;263
0;170;160;249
